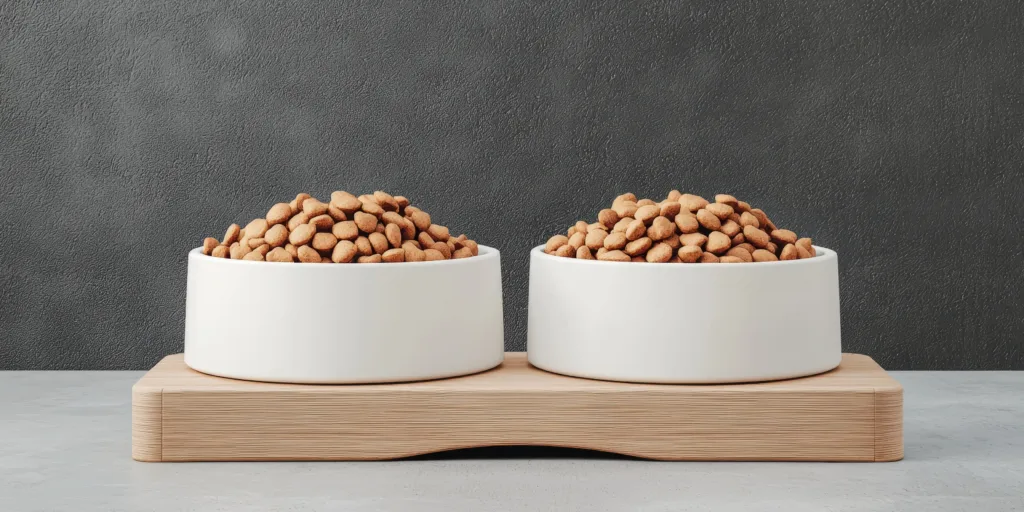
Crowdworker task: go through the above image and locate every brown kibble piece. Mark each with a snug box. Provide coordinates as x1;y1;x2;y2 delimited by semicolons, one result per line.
244;218;269;239
720;255;745;263
417;231;435;247
423;248;446;261
719;220;741;238
404;245;426;262
353;211;378;234
635;205;660;225
357;254;383;263
285;244;298;258
743;225;771;248
573;221;589;235
612;217;632;233
385;223;402;248
288;224;316;246
771;229;798;245
699;251;719;263
715;194;739;208
576;246;594;260
749;208;771;228
678;194;709;212
598;209;619;229
382;248;406;262
202;237;219;255
354;236;373;256
360;199;384;217
332;221;359;241
706;231;732;255
705;203;734;220
327;205;347;222
674;213;699;234
568;232;586;250
368;232;389;254
659;201;681;218
330;192;363;214
267;203;293;226
646;243;673;263
302;199;328;218
230;242;250;259
552;244;574;257
663;234;680;249
426;224;450;241
726;247;753;262
678;245;702;263
585;229;608;250
394;196;410;209
242;250;264;261
780;244;798;260
597;249;630;262
312;232;338;252
297;245;320;263
736;200;751;212
266;247;294;263
625;219;647;241
463;239;479;256
636;198;656;207
545;234;569;253
453;246;475;259
752;249;779;262
265;224;289;247
612;201;639;218
679;232;708;248
222;224;241;246
211;245;229;258
309;214;334;232
603;232;627;250
331;240;357;263
287;212;310;230
732;232;745;245
735;243;755;254
796;237;816;256
292;193;311;213
612;193;637;206
409;211;431;231
624;237;652;256
795;244;813;259
432;241;452;259
647;216;675;241
696;209;721;230
740;211;760;228
667;190;682;201
765;242;778;254
373;191;399;212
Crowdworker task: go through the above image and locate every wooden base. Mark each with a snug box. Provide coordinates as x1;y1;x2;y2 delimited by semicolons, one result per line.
132;353;903;462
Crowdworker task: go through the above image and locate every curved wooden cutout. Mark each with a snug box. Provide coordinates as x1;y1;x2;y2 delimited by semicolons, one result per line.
133;353;902;462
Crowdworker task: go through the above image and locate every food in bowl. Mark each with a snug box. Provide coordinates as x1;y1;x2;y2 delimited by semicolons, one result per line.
200;191;480;263
543;191;816;263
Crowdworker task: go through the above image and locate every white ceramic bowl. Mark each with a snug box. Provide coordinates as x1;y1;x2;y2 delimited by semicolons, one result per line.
184;246;504;383
527;245;841;383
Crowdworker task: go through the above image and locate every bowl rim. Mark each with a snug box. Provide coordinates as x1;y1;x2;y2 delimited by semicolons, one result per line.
530;244;835;267
189;244;499;267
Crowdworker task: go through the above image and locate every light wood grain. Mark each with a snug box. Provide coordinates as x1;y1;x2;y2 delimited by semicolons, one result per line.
132;353;903;462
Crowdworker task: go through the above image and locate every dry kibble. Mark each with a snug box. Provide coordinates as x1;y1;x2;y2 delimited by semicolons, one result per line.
554;244;575;257
612;201;639;218
331;240;357;263
732;232;745;245
720;255;745;263
355;236;373;256
780;244;799;260
382;248;406;262
545;234;569;253
432;241;452;259
573;221;589;235
765;241;778;254
635;198;655;207
285;244;298;258
266;247;294;263
398;217;417;240
699;251;719;263
373;191;399;212
426;224;450;241
289;224;316;246
254;244;271;257
244;218;269;239
743;225;771;249
423;248;446;261
631;256;645;262
330;192;363;214
603;232;627;250
625;219;647;241
674;213;699;234
696;209;721;230
402;240;421;251
291;193;311;214
749;208;771;228
242;250;264;261
287;212;310;230
230;242;250;259
646;243;673;263
211;245;229;258
404;245;426;262
568;232;586;250
353;211;378;234
667;190;682;201
360;199;384;217
635;205;660;225
726;247;753;262
381;211;405;226
796;238;816;256
222;224;241;245
358;254;383;264
463;239;479;256
302;199;329;218
409;210;431;231
267;203;293;226
202;237;219;255
663;234;681;249
678;194;709;212
598;209;619;229
679;232;708;248
734;243;756;254
296;245;321;263
740;211;760;228
588;222;605;233
678;245;702;263
715;194;739;208
312;232;338;252
705;203;734;220
368;232;389;254
771;229;798;245
624;237;652;256
585;229;608;250
612;217;632;233
706;231;732;255
613;192;637;206
577;246;594;259
332;221;359;241
596;247;608;258
394;196;410;209
417;231;436;247
265;224;289;247
659;201;681;218
309;214;334;232
728;212;742;224
647;216;675;241
597;249;630;262
795;244;813;259
327;205;347;222
752;249;779;262
247;238;266;249
719;220;741;238
385;223;402;248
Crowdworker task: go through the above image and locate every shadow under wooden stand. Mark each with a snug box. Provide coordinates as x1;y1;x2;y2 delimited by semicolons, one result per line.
132;353;903;462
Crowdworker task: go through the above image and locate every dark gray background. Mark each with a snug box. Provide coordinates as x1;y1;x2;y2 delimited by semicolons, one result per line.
1;0;1021;370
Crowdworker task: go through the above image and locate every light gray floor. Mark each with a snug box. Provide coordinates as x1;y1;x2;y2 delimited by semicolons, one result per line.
1;371;1022;512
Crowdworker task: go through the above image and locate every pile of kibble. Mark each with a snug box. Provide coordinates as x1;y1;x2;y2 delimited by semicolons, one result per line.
543;192;816;263
201;191;479;263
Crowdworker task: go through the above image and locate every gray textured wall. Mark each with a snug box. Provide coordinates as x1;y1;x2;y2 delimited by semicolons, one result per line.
1;0;1022;370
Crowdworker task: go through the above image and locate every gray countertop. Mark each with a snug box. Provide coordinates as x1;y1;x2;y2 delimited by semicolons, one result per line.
2;371;1023;511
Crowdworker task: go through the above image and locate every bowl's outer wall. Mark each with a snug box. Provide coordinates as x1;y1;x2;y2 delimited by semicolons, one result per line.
527;246;842;383
184;248;505;383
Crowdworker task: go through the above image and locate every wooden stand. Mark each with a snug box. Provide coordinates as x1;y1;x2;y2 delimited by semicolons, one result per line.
133;353;902;462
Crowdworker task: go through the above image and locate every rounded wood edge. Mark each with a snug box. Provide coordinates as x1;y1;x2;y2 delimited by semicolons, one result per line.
874;386;904;461
132;384;162;462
